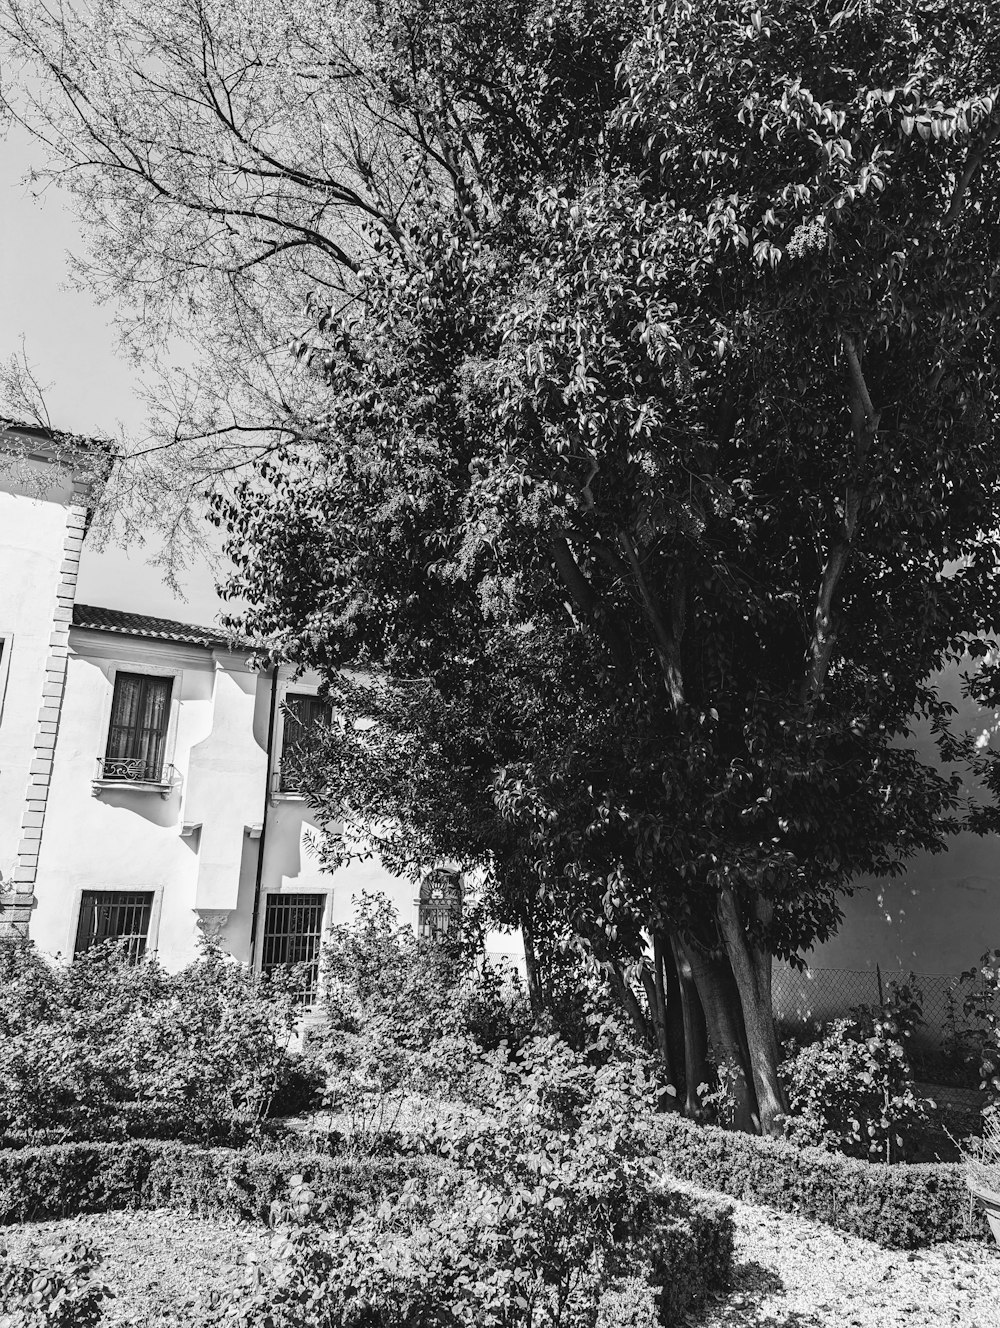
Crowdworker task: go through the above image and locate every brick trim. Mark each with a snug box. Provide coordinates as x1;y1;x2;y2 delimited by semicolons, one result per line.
0;480;91;941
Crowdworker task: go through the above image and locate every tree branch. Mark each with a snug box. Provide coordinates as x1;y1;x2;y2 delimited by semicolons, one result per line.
550;534;632;676
619;530;686;711
942;118;1000;226
801;333;879;710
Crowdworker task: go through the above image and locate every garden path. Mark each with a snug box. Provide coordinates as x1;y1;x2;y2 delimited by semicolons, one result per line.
677;1178;1000;1328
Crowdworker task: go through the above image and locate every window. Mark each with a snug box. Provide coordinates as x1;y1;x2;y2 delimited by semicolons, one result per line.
74;890;154;960
260;893;327;1002
278;692;331;792
418;869;463;939
102;672;172;782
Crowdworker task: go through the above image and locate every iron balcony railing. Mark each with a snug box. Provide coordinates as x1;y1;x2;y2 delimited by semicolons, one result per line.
94;756;174;786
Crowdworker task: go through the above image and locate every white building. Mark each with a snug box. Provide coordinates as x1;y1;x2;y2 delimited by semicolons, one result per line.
0;422;514;980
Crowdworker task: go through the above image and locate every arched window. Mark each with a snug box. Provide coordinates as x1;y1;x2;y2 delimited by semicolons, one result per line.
418;869;463;939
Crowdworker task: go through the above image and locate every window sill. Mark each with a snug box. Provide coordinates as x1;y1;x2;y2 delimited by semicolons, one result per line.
92;778;173;800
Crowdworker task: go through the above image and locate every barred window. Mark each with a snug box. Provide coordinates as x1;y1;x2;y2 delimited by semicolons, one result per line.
279;693;332;792
418;870;463;939
104;672;172;782
74;890;154;960
260;893;326;1001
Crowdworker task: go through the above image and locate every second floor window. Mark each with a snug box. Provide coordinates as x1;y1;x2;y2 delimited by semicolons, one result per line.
279;692;331;792
104;672;172;782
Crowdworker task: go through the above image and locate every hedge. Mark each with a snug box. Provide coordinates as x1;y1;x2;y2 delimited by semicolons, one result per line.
647;1113;988;1249
0;1141;448;1226
0;1139;734;1325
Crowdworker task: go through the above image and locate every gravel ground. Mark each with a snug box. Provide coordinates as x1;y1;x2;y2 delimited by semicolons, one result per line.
675;1178;1000;1328
2;1195;999;1326
0;1209;269;1325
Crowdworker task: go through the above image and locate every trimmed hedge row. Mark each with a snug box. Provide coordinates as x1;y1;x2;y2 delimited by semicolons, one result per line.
0;1141;446;1226
648;1113;988;1249
0;1139;734;1325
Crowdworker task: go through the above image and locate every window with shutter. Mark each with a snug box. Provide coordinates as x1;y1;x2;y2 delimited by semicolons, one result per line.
278;692;331;792
103;672;172;782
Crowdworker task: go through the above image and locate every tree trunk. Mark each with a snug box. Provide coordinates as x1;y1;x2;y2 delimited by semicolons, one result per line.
668;931;708;1118
639;947;681;1110
606;961;655;1051
716;886;788;1136
640;956;672;1071
660;931;690;1106
676;936;758;1133
521;916;544;1019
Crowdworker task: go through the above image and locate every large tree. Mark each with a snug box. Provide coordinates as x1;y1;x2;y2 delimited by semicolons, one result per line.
217;0;1000;1133
10;0;1000;1132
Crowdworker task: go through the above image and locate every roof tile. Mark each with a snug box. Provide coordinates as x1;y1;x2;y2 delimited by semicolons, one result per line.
72;603;245;649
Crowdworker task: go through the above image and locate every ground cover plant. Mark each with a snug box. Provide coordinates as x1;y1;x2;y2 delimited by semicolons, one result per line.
0;1235;110;1328
0;941;308;1146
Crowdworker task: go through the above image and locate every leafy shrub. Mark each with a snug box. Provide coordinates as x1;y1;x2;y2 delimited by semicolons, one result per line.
780;977;934;1163
647;1112;988;1249
320;893;533;1051
958;950;1000;1105
307;894;533;1146
0;1236;110;1328
267;1057;326;1119
0;942;303;1145
125;948;304;1140
321;894;464;1050
211;1037;732;1328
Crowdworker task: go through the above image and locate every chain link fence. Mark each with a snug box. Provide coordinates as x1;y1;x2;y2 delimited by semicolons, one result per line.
772;964;997;1110
485;949;995;1112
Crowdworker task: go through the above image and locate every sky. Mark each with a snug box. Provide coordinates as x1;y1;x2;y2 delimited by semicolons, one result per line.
1;124;227;628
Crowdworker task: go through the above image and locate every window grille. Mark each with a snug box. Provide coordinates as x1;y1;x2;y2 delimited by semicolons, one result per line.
418;870;463;939
260;893;327;1001
278;693;331;792
103;672;172;781
74;890;154;960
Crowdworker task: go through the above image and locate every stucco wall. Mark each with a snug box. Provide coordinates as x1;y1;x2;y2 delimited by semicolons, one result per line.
30;638;522;970
781;659;1000;1006
31;631;216;958
184;652;268;913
